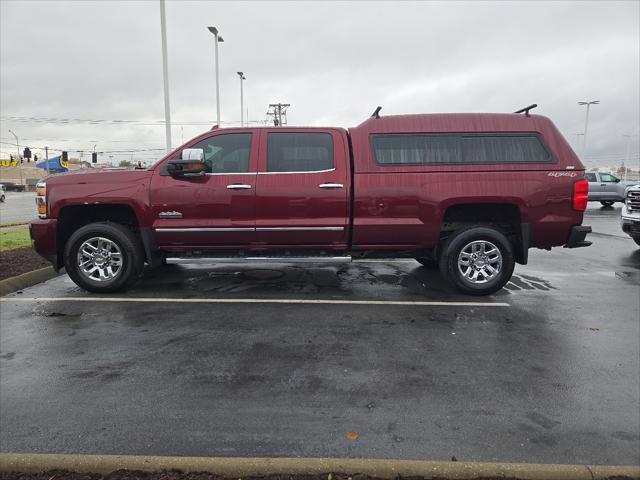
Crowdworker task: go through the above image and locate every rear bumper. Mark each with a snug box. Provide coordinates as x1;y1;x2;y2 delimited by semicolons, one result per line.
29;218;59;268
563;225;592;248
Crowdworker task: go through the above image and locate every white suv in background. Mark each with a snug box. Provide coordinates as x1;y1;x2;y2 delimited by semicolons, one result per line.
621;184;640;246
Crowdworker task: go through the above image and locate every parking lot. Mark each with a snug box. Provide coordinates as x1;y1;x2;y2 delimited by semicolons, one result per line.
0;204;638;465
0;191;36;225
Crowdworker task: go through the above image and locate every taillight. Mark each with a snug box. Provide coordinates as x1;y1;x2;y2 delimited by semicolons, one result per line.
573;179;588;211
35;182;47;218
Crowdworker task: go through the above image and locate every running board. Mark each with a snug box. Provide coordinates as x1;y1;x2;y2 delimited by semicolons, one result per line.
166;256;353;265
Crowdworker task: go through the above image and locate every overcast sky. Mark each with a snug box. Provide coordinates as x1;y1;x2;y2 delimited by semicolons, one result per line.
1;0;639;167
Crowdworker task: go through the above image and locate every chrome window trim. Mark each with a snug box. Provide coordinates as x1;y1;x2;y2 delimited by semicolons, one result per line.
258;168;336;175
206;172;257;176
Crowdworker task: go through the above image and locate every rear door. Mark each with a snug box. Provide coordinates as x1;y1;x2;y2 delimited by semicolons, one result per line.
150;131;258;248
254;129;350;248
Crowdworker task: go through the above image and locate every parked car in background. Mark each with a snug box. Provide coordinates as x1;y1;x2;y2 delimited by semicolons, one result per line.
621;184;640;246
585;172;639;206
0;181;25;192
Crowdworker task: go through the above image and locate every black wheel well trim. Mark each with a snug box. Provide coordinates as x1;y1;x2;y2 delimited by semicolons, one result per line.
55;204;147;266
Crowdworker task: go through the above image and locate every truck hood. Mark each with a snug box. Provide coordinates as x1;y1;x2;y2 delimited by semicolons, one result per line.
43;168;153;186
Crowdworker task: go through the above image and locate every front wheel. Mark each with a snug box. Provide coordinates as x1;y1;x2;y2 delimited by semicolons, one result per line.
438;227;515;295
600;201;615;207
64;222;144;293
633;237;640;247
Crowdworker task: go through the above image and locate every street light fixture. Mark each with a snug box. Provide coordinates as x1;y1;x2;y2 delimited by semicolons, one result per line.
208;26;224;126
237;71;246;127
578;100;600;158
8;129;23;186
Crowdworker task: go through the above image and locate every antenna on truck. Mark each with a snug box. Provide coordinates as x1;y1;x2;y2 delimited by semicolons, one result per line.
372;106;382;119
514;104;538;116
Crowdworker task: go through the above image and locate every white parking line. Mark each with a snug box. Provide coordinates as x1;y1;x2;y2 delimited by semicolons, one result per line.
0;297;509;307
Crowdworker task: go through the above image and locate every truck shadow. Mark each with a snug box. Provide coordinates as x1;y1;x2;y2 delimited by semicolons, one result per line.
131;260;542;299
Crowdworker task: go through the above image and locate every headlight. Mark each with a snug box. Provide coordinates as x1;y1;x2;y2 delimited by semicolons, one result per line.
35;182;46;218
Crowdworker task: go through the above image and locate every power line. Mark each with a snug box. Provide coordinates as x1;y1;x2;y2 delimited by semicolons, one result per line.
1;115;268;126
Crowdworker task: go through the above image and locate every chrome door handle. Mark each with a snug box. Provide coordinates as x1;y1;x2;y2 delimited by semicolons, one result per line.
319;183;344;189
227;184;252;190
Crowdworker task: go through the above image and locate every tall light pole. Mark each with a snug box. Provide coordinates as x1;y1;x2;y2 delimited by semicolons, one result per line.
237;72;246;127
208;26;224;126
573;133;584;153
578;100;599;158
159;0;172;153
8;129;23;186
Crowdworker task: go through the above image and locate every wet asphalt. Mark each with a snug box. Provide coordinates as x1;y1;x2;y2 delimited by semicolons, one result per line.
0;203;638;465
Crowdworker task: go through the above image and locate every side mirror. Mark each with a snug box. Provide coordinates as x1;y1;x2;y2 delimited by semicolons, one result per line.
167;148;207;176
615;178;621;183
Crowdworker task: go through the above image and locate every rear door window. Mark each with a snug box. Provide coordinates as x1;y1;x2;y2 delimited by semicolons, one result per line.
266;132;334;172
585;172;597;181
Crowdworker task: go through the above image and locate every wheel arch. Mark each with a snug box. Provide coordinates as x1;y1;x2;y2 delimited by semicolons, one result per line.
55;204;155;268
440;202;530;265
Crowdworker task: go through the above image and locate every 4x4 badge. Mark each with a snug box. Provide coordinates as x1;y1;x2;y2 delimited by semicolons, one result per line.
159;211;183;218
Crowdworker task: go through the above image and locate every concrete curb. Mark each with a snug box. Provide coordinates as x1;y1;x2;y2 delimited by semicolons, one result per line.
0;454;638;480
0;266;65;296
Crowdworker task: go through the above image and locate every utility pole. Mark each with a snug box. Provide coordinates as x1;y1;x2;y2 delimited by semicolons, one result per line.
159;0;172;153
208;27;224;126
45;146;50;175
578;100;599;158
266;103;290;127
8;129;23;186
237;72;246;127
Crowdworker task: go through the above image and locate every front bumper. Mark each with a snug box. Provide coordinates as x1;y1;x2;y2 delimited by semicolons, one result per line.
621;214;640;236
564;225;592;248
29;218;59;268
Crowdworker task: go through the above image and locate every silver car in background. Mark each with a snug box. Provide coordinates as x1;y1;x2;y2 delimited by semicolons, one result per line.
585;172;639;207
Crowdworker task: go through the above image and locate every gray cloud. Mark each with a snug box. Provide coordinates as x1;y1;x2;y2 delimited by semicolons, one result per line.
1;0;638;167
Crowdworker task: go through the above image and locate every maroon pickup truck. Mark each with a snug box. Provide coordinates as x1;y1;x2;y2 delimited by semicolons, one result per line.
30;109;591;295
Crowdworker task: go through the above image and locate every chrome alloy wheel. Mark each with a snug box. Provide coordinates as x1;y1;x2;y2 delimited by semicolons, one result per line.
77;236;123;282
457;240;502;284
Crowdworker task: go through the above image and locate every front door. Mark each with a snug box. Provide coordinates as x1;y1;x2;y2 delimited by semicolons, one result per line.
150;131;258;249
254;129;350;249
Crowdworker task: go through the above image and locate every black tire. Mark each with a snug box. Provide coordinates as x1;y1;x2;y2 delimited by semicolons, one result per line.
438;226;515;296
415;256;438;269
0;194;4;203
633;237;640;247
64;222;144;293
600;201;615;207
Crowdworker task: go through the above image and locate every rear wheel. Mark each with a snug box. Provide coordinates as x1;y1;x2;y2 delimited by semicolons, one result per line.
64;222;144;293
633;237;640;247
600;201;615;207
438;227;515;295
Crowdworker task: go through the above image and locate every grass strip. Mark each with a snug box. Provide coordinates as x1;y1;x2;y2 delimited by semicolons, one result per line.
0;226;30;252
